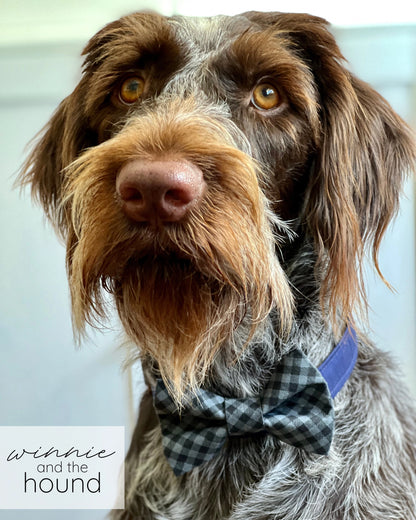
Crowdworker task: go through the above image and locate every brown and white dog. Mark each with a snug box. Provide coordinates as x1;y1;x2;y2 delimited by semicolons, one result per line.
20;11;416;519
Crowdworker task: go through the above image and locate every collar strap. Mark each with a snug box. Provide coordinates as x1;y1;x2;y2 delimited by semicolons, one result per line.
318;326;358;398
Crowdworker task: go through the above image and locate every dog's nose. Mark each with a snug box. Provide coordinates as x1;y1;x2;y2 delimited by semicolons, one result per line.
116;159;206;223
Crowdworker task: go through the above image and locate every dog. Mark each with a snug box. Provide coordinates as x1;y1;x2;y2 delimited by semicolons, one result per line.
19;10;416;519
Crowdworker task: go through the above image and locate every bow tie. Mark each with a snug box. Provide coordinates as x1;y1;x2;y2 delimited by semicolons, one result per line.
153;327;358;476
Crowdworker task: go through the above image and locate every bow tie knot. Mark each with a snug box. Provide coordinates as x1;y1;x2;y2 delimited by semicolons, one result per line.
225;397;264;435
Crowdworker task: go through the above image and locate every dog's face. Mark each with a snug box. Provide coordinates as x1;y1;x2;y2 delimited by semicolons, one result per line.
20;11;415;397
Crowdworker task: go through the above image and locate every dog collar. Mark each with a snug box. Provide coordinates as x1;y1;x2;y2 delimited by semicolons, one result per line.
153;327;358;476
318;326;358;398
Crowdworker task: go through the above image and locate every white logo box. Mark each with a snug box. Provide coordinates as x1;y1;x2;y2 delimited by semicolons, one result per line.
0;426;124;509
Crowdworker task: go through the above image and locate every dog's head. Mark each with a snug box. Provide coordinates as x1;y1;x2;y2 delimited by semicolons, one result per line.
19;11;415;397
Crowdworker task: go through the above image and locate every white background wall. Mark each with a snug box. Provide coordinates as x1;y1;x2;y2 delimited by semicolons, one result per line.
0;2;415;519
1;0;416;45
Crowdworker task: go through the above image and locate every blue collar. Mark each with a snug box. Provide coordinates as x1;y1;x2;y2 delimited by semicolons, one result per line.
318;326;358;398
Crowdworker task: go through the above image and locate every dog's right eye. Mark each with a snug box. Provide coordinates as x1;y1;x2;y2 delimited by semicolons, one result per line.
118;77;145;105
251;82;281;111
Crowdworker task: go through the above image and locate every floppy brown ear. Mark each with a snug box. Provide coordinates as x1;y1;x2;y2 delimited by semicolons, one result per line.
18;84;95;235
307;70;416;324
245;12;416;324
285;16;415;323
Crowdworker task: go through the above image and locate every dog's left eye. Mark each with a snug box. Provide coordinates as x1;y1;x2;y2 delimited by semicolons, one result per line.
118;77;145;104
251;83;280;111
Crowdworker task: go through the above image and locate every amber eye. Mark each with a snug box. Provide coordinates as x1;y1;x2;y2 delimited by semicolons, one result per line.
251;83;280;110
119;77;145;104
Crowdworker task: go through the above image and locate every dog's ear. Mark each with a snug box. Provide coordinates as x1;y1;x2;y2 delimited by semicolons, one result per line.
308;70;415;324
283;15;415;324
245;12;416;324
19;85;95;234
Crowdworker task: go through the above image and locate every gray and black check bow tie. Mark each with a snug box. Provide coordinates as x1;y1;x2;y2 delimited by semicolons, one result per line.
153;347;334;476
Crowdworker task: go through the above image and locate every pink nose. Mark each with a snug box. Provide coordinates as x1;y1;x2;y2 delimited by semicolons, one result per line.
116;159;206;224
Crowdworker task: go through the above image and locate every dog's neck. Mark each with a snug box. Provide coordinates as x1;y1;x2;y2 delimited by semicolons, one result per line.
211;233;347;396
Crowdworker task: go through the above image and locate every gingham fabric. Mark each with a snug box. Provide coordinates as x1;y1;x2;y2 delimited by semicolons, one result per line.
153;347;335;476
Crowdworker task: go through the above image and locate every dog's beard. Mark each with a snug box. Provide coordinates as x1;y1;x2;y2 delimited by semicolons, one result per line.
64;104;294;400
115;255;250;395
68;213;292;400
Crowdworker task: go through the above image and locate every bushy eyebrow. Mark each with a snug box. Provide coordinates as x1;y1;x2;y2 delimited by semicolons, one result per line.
212;28;318;115
80;14;183;113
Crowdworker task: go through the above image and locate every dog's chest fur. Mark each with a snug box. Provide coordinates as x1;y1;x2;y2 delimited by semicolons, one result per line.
127;308;416;520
